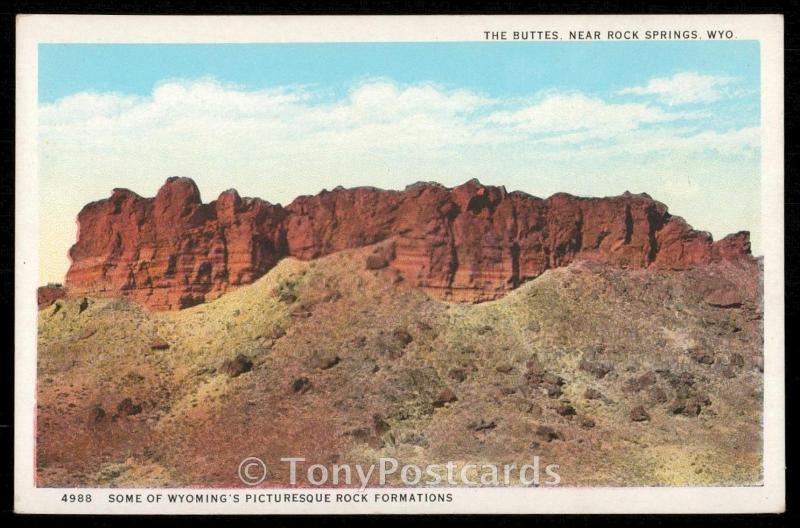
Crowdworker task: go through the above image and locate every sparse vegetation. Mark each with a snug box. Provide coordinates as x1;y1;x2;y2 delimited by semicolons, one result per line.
36;245;763;487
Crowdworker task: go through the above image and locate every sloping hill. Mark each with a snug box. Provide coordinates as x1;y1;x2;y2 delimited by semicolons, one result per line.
36;243;763;487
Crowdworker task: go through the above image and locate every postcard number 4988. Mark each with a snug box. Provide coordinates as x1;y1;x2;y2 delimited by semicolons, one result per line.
61;493;92;503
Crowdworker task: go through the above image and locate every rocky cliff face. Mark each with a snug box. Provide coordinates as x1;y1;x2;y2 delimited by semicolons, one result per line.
64;177;753;309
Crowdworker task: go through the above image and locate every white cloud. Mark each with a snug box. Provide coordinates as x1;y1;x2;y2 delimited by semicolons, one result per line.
536;126;760;158
489;92;683;133
617;72;737;105
40;77;750;157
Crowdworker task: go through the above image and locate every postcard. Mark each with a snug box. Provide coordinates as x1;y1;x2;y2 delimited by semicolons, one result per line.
15;14;784;514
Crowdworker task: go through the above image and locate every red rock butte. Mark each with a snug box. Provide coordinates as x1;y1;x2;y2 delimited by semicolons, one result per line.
63;177;753;310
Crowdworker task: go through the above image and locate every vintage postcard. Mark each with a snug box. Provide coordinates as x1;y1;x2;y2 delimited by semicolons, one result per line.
15;14;784;514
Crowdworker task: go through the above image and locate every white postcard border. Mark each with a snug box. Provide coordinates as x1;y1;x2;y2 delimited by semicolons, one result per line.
15;14;785;514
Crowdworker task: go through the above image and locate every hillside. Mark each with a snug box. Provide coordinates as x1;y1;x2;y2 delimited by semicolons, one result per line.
36;242;763;487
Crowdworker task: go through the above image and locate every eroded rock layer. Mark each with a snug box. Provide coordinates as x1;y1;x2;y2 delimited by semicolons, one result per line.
65;177;753;309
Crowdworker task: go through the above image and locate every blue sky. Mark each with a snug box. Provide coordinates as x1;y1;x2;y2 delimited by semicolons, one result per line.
37;42;761;283
39;42;759;125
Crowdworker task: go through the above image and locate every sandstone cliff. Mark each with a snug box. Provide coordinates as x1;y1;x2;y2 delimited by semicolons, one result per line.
64;177;753;309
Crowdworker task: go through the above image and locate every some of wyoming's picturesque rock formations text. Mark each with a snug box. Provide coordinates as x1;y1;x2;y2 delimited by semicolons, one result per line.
64;177;753;310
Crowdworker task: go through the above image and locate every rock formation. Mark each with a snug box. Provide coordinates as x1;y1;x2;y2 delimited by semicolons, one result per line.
63;177;754;309
37;284;67;309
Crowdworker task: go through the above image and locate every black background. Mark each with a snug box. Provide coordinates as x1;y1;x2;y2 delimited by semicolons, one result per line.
0;1;795;526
